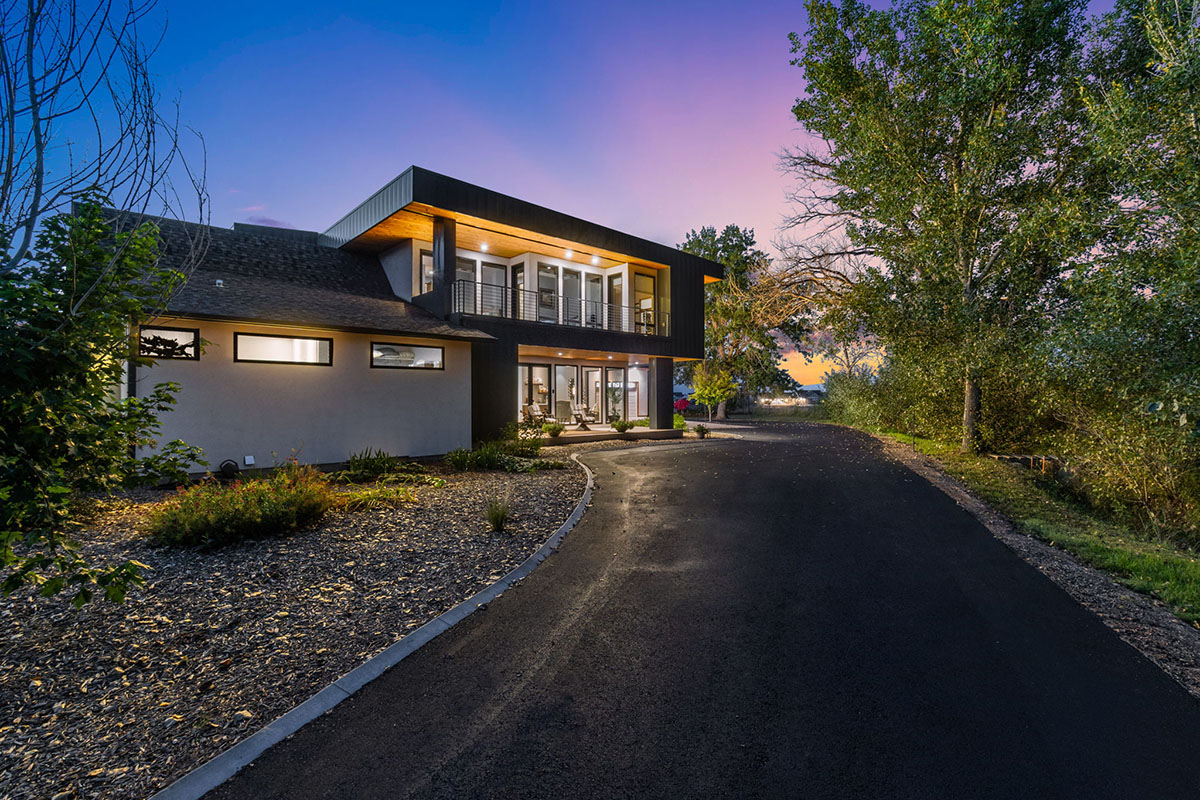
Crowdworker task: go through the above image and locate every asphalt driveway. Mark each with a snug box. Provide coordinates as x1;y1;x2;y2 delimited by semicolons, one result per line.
207;423;1200;799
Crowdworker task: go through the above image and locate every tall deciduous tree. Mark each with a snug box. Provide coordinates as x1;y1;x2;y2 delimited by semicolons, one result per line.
784;0;1099;451
1038;0;1200;525
678;225;802;417
0;1;207;604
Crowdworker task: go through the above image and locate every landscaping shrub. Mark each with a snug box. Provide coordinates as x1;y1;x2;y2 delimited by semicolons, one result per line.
485;496;510;533
146;463;335;548
339;484;416;512
341;448;401;482
631;418;650;428
612;419;634;433
673;413;688;430
542;421;565;438
500;422;542;458
695;424;710;439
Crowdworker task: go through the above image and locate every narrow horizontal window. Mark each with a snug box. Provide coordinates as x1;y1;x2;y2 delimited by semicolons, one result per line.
235;333;332;366
371;342;444;370
139;326;200;360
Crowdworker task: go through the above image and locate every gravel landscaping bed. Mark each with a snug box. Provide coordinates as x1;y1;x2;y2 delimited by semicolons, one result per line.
0;462;589;800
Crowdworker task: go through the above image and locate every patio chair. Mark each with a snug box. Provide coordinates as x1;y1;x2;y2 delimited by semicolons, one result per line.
571;404;598;430
524;404;548;424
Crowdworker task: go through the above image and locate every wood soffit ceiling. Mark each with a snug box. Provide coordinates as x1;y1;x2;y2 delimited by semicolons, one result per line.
348;202;670;271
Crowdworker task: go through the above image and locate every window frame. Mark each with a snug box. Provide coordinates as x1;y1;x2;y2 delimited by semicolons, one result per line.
233;332;334;367
369;341;446;371
138;325;201;361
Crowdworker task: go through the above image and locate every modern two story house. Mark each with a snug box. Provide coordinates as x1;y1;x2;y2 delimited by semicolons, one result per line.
132;167;723;468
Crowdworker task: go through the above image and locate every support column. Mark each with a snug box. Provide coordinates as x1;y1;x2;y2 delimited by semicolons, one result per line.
649;356;674;430
471;337;519;444
416;216;455;319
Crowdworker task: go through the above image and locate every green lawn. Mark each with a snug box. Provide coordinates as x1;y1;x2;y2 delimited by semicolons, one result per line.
879;432;1200;624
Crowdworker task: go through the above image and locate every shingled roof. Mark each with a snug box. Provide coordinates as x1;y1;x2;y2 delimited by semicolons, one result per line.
143;215;490;341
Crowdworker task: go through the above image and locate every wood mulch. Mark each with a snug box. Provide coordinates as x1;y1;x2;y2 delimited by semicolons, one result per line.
0;459;596;800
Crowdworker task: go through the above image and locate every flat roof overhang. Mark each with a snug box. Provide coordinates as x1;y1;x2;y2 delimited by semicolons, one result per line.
320;166;725;281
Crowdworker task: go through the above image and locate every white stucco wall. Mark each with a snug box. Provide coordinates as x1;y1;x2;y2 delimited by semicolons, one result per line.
135;318;472;468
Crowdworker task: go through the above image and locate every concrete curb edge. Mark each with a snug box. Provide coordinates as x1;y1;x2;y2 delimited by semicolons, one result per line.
148;454;597;800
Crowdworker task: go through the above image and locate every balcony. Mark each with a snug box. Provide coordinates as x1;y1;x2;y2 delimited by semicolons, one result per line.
452;279;670;337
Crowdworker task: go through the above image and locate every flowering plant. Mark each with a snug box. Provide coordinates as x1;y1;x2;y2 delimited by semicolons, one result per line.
673;398;690;412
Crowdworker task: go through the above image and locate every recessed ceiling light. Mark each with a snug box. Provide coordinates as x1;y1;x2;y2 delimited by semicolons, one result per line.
557;352;563;356
565;249;573;258
607;354;613;359
480;242;489;252
591;255;600;265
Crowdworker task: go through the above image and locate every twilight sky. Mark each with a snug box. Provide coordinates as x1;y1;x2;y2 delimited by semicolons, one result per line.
153;0;1116;385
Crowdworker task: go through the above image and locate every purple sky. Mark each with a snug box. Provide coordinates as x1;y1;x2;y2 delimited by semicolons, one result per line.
157;0;1117;253
155;0;837;250
154;0;1117;383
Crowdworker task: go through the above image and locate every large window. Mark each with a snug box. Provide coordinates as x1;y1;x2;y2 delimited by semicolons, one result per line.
634;273;656;334
371;342;444;370
419;250;434;295
234;333;332;366
139;326;199;360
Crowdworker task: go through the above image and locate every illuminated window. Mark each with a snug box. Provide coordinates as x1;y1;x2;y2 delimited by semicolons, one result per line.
234;333;332;366
139;326;200;360
420;250;434;294
371;342;444;370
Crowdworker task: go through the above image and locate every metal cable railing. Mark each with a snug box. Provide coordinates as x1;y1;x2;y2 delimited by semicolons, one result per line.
452;280;669;336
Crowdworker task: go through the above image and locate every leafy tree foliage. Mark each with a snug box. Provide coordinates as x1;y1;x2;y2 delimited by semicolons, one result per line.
786;0;1099;452
1037;0;1200;529
796;0;1200;536
0;201;204;605
678;225;802;416
689;362;739;423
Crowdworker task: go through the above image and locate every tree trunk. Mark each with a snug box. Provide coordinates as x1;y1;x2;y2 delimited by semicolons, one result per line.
716;400;728;420
961;369;981;454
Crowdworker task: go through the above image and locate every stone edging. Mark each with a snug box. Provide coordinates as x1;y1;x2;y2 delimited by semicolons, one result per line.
875;431;1200;702
148;455;597;800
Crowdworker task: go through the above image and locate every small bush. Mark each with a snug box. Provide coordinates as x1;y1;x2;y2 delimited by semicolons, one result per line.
486;496;510;533
612;418;634;433
695;424;710;439
341;448;400;482
542;421;566;438
501;422;543;458
340;484;416;511
673;413;688;430
147;463;335;548
444;448;472;471
631;418;650;428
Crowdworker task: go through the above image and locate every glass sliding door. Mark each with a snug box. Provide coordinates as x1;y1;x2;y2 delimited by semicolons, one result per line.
562;269;582;326
537;264;558;323
585;275;602;328
582;366;602;422
634;273;656;334
554;365;577;422
456;257;477;313
519;363;551;420
607;274;626;331
628;366;649;419
481;262;506;316
605;367;626;424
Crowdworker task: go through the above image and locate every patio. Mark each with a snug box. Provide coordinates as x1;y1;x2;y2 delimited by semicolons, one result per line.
540;426;684;445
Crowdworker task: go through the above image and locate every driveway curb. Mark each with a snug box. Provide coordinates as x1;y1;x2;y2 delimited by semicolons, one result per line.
149;455;596;800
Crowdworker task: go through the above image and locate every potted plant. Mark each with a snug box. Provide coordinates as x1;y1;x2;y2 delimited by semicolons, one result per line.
542;421;565;438
695;424;710;439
